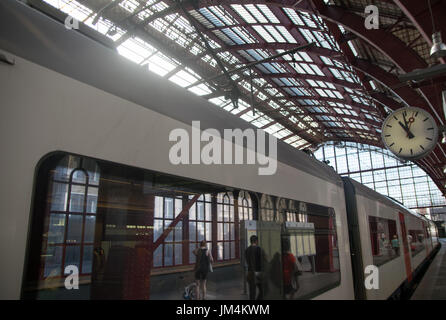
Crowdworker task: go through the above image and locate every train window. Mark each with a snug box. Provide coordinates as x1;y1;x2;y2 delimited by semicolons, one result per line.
408;230;425;257
23;152;340;300
368;216;400;265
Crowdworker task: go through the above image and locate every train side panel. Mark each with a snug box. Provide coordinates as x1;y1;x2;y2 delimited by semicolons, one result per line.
0;50;354;299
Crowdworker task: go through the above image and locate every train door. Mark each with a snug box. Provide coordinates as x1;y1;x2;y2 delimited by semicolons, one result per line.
398;212;412;282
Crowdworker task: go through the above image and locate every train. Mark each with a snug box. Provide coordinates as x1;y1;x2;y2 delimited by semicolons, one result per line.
0;0;440;300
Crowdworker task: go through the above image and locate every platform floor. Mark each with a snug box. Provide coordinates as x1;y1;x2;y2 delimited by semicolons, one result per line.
411;239;446;300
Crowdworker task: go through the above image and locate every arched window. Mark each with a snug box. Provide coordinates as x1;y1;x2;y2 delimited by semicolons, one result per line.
238;191;253;221
260;194;274;221
286;200;298;222
217;192;235;261
276;198;287;222
43;155;99;279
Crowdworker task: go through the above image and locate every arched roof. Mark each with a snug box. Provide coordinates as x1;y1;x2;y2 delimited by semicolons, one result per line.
32;0;446;197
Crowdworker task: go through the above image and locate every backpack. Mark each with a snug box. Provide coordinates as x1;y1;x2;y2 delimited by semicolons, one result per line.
196;248;209;273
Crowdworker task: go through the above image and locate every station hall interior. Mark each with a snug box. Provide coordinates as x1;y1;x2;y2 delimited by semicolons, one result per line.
1;0;446;301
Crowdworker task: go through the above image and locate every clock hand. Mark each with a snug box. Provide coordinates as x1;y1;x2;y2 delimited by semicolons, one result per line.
398;121;415;139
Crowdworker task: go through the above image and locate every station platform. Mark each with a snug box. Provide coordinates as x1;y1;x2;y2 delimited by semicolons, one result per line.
411;239;446;300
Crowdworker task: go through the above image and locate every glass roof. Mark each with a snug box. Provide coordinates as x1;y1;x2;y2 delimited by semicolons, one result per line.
42;0;385;149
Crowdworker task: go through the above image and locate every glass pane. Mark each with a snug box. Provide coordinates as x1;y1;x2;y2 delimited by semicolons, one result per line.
230;242;235;259
82;245;94;273
205;202;212;221
50;183;68;211
47;214;66;244
217;242;223;260
86;187;98;214
224;242;229;259
72;170;86;184
84;215;96;243
175;221;182;241
44;246;63;277
189;244;196;264
224;223;229;240
54;155;80;182
175;198;182;218
154;197;163;218
175;244;182;265
189;222;196;241
153;245;162;267
218;223;223;241
165;219;173;242
197;222;205;241
64;246;81;273
205;222;212;241
154;219;163;241
165;198;174;219
69;185;85;212
197;202;204;220
164;244;173;266
66;214;83;244
189;203;196;220
83;158;100;185
230;223;234;241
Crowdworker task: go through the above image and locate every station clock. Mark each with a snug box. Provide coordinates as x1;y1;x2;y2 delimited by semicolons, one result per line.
381;107;438;160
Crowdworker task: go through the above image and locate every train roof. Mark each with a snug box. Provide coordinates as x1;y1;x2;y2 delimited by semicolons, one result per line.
0;0;342;186
343;177;431;222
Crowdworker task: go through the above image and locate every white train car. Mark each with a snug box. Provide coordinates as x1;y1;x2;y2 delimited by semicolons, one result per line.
343;178;440;300
0;0;354;300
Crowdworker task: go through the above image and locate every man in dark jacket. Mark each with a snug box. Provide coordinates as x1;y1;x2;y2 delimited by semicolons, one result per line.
245;235;264;300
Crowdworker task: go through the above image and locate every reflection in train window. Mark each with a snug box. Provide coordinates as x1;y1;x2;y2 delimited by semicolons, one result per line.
369;216;399;266
408;229;425;257
23;152;341;300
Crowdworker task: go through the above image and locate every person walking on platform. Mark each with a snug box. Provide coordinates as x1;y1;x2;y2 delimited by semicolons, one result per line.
245;235;264;300
193;240;213;300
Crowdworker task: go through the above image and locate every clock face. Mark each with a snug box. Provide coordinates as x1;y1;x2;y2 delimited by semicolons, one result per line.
381;107;438;160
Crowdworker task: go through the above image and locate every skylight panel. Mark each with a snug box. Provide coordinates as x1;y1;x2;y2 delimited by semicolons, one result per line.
245;4;268;23
300;12;317;28
199;8;224;27
232;27;256;43
188;83;212;96
252;25;275;43
333;91;344;99
119;0;139;13
299;52;313;63
300;63;316;75
231;5;256;23
348;41;359;57
276;26;297;43
208;6;233;26
169;70;198;88
257;5;280;23
320;56;333;66
316;88;328;97
283;8;305;26
264;25;286;43
222;28;245;45
307;79;317;87
300;29;317;44
147;52;177;76
311;64;324;76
